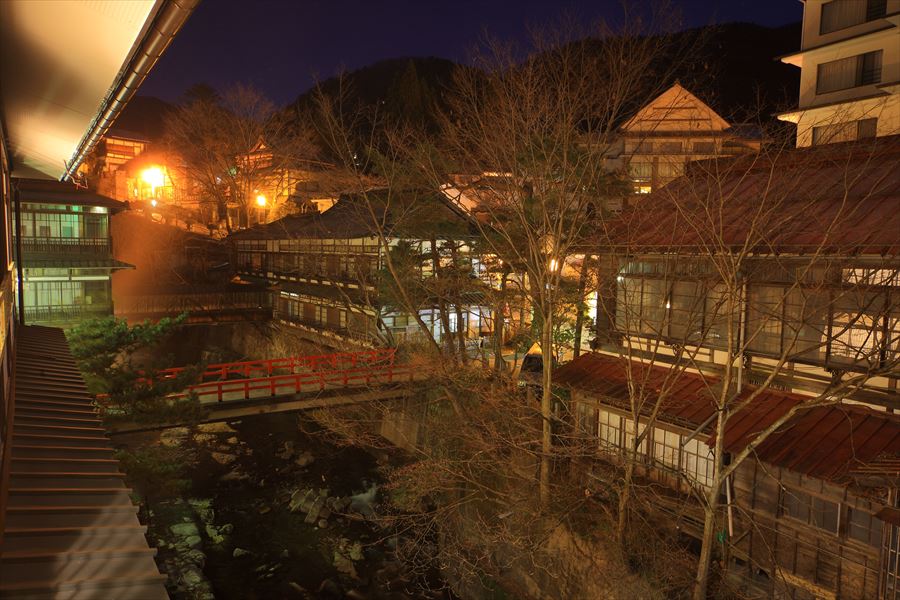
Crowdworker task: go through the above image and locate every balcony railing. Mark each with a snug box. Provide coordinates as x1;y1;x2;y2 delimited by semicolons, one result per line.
115;290;272;317
20;237;111;256
24;303;113;323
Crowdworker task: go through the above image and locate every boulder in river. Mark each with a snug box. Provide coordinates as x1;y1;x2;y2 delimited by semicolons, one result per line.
210;452;237;466
170;522;200;537
232;547;251;558
294;451;315;467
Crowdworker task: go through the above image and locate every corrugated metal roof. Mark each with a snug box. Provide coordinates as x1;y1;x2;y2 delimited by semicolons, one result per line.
602;134;900;256
555;352;900;485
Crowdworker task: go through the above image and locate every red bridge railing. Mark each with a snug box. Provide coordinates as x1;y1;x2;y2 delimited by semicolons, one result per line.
169;361;419;403
146;348;396;384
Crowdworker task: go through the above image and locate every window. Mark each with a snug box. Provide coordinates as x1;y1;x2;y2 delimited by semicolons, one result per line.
783;287;830;362
652;427;680;470
812;118;878;145
847;508;884;547
657;141;683;153
623;417;649;457
829;290;889;365
816;51;882;94
668;280;703;340
705;284;735;348
616;277;668;336
747;285;785;355
626;140;652;154
681;437;714;488
576;403;599;437
692;141;715;154
781;488;839;533
628;161;653;180
820;0;887;34
657;161;685;179
598;409;622;451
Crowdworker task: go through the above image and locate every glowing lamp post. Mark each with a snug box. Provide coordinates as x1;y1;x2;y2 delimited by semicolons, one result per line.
255;194;267;207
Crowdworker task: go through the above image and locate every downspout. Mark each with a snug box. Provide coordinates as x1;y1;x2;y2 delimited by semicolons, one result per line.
61;0;200;181
13;182;24;326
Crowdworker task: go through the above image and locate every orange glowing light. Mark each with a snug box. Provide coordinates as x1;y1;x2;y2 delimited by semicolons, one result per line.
141;167;165;191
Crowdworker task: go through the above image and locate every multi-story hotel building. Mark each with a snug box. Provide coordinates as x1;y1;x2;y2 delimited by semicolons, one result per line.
778;0;900;146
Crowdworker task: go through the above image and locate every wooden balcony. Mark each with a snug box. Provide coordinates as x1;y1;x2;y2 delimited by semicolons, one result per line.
20;237;111;257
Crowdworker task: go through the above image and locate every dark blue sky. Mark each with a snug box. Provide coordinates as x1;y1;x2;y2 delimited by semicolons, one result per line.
141;0;803;106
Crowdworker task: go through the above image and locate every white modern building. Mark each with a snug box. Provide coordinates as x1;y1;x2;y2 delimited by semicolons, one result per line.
778;0;900;146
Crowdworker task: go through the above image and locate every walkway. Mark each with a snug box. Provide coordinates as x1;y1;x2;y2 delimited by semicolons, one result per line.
0;326;167;599
109;350;430;433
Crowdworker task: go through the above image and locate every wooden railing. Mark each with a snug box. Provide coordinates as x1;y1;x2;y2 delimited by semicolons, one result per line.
148;348;396;384
170;360;417;403
115;290;271;317
24;304;112;323
21;237;110;255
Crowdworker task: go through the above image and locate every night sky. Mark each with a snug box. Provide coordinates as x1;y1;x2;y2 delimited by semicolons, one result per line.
140;0;803;107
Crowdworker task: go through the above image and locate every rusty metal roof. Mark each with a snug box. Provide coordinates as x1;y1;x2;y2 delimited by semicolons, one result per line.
555;352;900;485
601;134;900;256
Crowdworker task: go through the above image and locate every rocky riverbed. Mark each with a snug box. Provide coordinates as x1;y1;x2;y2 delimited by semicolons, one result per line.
125;414;452;600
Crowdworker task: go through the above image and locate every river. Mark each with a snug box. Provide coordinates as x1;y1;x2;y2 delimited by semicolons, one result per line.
123;413;453;600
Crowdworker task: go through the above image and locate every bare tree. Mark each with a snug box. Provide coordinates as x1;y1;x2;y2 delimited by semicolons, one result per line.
164;84;315;232
591;133;900;599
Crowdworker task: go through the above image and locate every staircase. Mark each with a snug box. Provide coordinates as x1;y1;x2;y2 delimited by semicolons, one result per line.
0;326;168;599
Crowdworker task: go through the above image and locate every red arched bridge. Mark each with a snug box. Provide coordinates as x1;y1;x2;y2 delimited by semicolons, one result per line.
109;348;430;432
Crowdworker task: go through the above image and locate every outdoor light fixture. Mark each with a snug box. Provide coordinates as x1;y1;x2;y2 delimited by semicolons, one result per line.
256;194;267;207
549;258;559;272
141;166;165;191
150;199;158;207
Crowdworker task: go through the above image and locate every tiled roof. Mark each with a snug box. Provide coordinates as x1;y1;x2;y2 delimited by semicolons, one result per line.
601;135;900;256
555;352;900;485
229;189;472;241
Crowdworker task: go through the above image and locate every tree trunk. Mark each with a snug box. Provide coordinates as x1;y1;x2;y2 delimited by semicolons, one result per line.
539;307;554;509
693;409;727;600
493;272;508;373
429;236;454;359
616;459;635;546
449;242;468;364
693;499;719;600
573;254;592;358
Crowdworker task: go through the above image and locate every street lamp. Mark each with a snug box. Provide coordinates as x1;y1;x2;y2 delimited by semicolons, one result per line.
141;167;165;192
255;194;267;207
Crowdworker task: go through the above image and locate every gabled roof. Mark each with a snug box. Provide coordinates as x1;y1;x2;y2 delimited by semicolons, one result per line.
600;134;900;256
620;82;732;135
555;352;900;487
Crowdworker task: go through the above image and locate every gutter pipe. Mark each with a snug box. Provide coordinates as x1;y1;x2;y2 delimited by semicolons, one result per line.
61;0;200;181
